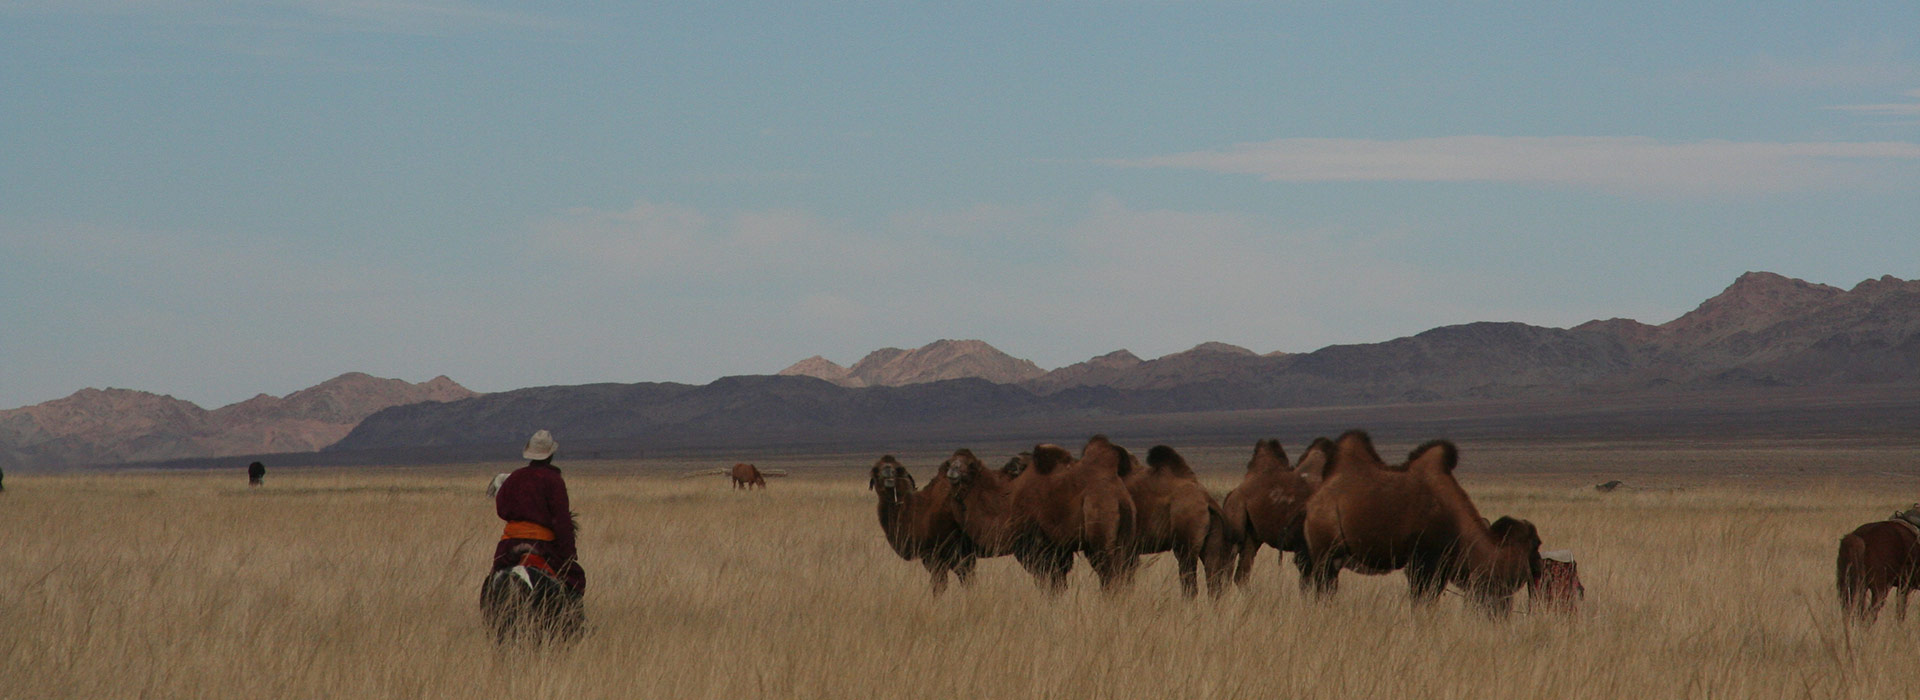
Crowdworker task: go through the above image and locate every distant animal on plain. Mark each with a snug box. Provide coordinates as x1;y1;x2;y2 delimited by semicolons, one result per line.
869;455;976;594
1595;480;1624;492
1301;431;1543;616
487;473;509;499
1836;518;1920;623
480;543;585;644
677;463;789;489
1220;437;1330;591
947;436;1138;593
247;461;265;486
1127;445;1235;598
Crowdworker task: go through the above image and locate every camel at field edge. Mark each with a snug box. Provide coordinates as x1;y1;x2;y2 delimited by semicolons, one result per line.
1127;445;1235;598
946;437;1139;593
1301;431;1542;615
1220;438;1330;591
869;455;977;594
1837;518;1920;623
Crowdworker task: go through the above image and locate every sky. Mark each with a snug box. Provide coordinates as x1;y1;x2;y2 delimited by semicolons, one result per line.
3;1;1918;409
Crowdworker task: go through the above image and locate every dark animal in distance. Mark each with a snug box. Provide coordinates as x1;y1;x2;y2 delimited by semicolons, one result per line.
869;455;976;594
1301;431;1543;615
946;436;1138;593
480;544;585;644
1836;519;1920;623
1220;438;1330;591
247;461;265;486
678;463;789;489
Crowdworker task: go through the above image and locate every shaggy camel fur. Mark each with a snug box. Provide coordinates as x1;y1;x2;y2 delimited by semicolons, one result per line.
1301;431;1542;615
1220;438;1329;591
1130;445;1235;598
1837;519;1920;623
869;455;976;594
947;437;1139;593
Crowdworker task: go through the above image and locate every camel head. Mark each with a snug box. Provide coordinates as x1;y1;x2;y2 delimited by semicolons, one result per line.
1000;452;1032;477
869;456;915;504
943;449;989;500
1469;516;1545;614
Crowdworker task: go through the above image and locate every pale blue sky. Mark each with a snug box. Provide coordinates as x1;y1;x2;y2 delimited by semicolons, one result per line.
3;1;1917;409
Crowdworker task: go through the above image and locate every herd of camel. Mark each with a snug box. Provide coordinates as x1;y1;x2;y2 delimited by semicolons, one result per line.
865;430;1549;616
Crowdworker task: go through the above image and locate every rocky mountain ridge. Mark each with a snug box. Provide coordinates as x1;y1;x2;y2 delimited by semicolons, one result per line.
0;373;476;469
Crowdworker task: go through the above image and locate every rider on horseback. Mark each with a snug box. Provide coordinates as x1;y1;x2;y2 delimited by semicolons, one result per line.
492;429;586;594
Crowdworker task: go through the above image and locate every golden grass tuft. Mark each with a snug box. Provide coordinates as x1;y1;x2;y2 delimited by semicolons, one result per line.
3;458;1919;699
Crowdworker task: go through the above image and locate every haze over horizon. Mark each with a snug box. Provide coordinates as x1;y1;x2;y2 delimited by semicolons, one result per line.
4;2;1917;409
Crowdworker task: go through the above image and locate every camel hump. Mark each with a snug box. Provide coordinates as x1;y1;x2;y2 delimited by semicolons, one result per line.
1407;439;1459;475
1325;430;1383;477
1296;437;1335;481
1146;445;1194;477
1249;439;1288;473
1031;444;1074;475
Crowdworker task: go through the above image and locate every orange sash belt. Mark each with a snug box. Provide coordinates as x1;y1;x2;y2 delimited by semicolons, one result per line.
501;521;555;541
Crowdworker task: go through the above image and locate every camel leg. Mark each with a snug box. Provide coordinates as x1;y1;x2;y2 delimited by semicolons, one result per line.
1233;540;1260;588
1201;541;1234;599
1899;587;1910;622
1089;546;1135;594
926;561;950;596
954;555;977;589
1405;560;1446;607
1175;547;1200;599
1303;555;1339;598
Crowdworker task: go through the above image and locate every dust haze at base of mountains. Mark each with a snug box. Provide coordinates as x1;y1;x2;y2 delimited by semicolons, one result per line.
3;271;1916;470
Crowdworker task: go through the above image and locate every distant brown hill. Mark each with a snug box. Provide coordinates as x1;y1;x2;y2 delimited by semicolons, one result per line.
327;271;1918;459
780;339;1047;387
0;373;475;468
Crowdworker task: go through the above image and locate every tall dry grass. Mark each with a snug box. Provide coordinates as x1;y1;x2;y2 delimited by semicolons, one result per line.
3;454;1919;699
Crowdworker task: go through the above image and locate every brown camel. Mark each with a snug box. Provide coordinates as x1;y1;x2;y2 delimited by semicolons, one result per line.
946;437;1139;593
1301;431;1542;615
1837;519;1920;623
869;455;976;594
1220;438;1330;591
1127;445;1234;598
676;463;790;488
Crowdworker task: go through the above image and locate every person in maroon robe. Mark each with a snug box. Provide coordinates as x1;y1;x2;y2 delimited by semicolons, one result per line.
492;429;586;593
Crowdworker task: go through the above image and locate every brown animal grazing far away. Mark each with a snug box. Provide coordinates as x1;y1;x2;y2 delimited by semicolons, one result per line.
869;455;976;594
677;463;790;489
1220;438;1330;591
1129;445;1234;598
1836;518;1920;623
946;437;1139;593
1301;431;1543;615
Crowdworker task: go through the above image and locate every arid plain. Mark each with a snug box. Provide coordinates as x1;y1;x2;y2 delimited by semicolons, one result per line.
6;433;1920;699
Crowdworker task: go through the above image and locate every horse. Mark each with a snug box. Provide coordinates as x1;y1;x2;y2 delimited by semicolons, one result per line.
480;545;585;644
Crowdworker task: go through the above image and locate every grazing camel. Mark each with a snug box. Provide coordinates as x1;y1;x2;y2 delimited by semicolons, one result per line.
1301;431;1542;615
1220;438;1330;591
678;463;789;489
947;436;1138;593
869;456;976;594
1127;445;1234;598
1836;518;1920;623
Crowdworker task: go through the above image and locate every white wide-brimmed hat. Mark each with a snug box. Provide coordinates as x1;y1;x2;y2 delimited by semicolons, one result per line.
523;429;558;461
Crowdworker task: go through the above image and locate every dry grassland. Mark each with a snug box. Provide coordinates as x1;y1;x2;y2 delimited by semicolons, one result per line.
5;443;1920;699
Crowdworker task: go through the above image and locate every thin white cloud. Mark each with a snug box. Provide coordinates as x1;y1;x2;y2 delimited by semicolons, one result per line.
1827;88;1920;117
1107;136;1920;196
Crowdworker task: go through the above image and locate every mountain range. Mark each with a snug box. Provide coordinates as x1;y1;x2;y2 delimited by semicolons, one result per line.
5;271;1916;469
0;373;474;470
